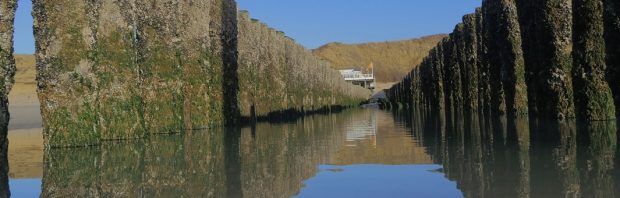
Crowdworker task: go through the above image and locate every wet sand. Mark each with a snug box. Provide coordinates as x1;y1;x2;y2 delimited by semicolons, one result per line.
7;101;44;179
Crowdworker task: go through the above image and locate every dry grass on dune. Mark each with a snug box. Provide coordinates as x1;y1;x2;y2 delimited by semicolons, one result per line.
14;54;36;84
312;34;446;82
11;54;38;105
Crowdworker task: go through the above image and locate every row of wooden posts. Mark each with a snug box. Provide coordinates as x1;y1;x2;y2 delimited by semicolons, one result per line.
387;0;619;121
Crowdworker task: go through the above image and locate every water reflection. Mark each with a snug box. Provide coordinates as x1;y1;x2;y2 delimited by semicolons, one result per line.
576;122;617;198
1;103;10;198
407;106;620;198
39;109;436;197
8;107;620;197
42;131;228;197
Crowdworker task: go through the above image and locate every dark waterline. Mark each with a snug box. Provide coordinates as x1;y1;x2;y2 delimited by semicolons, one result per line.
3;108;620;197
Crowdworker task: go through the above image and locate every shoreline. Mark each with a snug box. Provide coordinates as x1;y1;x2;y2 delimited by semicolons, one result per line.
7;76;44;179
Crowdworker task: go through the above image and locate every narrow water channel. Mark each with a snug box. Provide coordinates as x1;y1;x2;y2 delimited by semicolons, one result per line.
4;108;620;197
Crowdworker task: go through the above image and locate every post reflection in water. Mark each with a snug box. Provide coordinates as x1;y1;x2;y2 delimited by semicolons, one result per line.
406;104;620;198
39;110;395;197
577;121;617;198
1;103;10;198
37;109;446;197
23;107;620;197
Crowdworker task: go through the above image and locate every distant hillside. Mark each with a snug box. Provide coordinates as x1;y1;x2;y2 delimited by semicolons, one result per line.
312;34;446;82
14;54;36;84
11;54;38;105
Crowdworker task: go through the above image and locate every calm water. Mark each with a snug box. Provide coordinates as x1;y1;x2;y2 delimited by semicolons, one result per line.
2;108;620;197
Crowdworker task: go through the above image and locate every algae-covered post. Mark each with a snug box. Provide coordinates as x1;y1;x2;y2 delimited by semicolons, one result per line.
32;0;226;147
236;10;370;119
441;37;455;114
0;1;16;106
451;24;464;112
484;0;507;116
419;51;437;110
385;0;616;122
603;0;620;118
0;1;16;196
0;0;16;101
460;14;478;114
34;0;102;147
497;0;528;117
573;0;616;121
517;0;574;119
95;1;145;140
475;7;491;116
32;0;369;148
516;0;541;117
432;44;445;113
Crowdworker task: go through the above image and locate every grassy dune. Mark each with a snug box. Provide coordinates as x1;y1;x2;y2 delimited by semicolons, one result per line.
14;55;36;83
312;34;446;82
11;54;38;105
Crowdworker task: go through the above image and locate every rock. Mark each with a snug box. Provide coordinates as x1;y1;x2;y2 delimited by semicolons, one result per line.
573;0;616;121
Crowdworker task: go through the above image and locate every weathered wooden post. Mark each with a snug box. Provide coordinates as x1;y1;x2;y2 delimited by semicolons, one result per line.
516;0;574;120
432;44;446;114
0;1;16;196
573;0;616;121
0;0;16;102
461;14;479;114
498;0;528;117
442;37;456;115
476;8;491;116
0;0;16;79
603;0;620;118
453;24;465;112
484;0;507;116
34;0;102;146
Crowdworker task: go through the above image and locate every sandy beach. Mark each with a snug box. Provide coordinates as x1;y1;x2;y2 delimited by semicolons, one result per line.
7;54;43;179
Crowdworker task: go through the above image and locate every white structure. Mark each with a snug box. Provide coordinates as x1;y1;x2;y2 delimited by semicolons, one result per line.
339;69;375;89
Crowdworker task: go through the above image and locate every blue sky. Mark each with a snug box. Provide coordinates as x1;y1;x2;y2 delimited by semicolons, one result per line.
296;165;462;198
14;0;33;54
237;0;481;49
13;0;481;54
